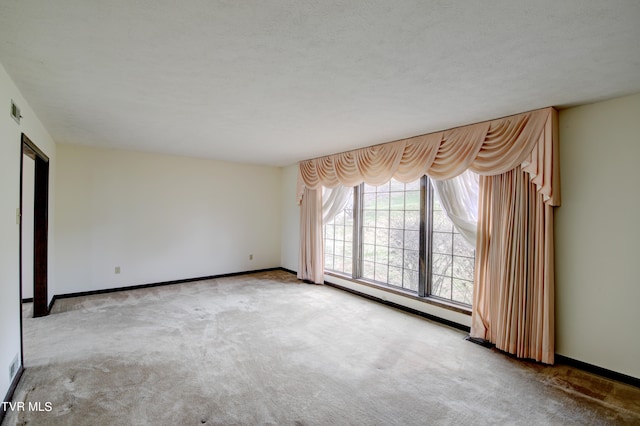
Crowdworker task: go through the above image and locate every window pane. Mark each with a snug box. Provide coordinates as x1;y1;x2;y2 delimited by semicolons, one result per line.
453;233;474;257
453;256;474;281
404;230;420;250
375;263;388;282
452;279;473;305
375;228;389;246
323;187;354;276
405;191;420;210
390;192;405;210
432;210;452;232
432;231;453;255
363;244;375;262
388;248;403;267
375;245;389;264
376;193;390;210
376;210;389;228
334;257;344;272
389;266;403;286
432;253;452;276
429;179;476;306
325;224;334;238
324;255;333;269
345;211;354;226
404;249;419;271
389;211;404;228
403;269;419;291
362;261;375;279
344;242;353;258
389;229;404;248
432;274;452;299
357;178;421;293
344;226;353;242
363;227;376;244
363;193;376;209
325;239;334;254
405;211;420;230
363;210;376;227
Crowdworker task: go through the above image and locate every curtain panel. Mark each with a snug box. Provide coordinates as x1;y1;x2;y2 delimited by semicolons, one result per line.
297;107;559;364
473;169;555;363
298;186;324;284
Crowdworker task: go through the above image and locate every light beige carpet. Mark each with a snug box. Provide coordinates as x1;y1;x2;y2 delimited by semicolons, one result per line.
4;270;640;425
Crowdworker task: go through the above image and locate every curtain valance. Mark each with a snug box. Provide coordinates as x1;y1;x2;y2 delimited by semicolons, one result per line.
298;107;559;207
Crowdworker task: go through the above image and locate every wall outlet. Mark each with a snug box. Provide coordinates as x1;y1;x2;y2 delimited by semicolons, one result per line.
249;254;253;261
9;354;19;380
115;266;121;274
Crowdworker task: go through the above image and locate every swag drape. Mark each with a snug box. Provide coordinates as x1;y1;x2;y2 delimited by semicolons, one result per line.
297;107;559;364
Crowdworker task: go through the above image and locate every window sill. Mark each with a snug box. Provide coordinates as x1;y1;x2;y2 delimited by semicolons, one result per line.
324;272;472;316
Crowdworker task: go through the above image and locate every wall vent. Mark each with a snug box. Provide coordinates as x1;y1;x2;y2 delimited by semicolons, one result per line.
10;99;21;124
9;354;19;380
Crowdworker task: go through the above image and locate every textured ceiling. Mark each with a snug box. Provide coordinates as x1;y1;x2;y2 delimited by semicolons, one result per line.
1;1;639;166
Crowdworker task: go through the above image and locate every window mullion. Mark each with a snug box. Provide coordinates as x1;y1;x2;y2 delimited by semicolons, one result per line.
352;184;363;279
419;176;432;297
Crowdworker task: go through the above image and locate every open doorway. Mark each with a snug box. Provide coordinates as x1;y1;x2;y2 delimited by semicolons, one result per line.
20;133;49;318
21;154;35;303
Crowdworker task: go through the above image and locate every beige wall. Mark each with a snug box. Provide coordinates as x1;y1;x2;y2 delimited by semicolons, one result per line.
55;144;282;294
555;93;640;378
280;164;300;272
0;62;56;398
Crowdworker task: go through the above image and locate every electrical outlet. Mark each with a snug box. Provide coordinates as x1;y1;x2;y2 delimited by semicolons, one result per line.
9;354;19;380
115;266;121;274
249;254;253;260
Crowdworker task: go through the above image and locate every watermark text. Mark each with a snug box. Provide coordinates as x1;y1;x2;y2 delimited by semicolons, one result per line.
1;401;53;412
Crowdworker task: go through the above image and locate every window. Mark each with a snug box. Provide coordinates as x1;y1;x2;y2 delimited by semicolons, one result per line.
324;192;354;275
361;180;420;292
430;196;475;305
323;176;475;307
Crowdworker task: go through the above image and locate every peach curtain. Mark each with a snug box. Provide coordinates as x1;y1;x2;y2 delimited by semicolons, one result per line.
298;186;324;284
297;107;559;363
473;168;555;363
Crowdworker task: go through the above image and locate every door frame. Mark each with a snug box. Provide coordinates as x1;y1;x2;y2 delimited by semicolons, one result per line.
19;133;49;319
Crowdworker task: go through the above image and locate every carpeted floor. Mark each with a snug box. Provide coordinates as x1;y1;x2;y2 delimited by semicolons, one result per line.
4;270;639;425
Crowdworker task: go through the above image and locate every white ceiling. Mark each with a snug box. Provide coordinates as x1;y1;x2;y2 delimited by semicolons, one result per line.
1;1;639;167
